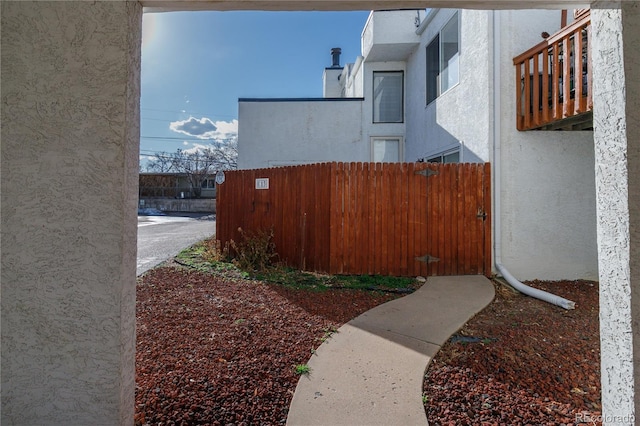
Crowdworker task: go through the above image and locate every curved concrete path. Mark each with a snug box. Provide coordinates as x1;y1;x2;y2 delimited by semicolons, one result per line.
286;275;495;426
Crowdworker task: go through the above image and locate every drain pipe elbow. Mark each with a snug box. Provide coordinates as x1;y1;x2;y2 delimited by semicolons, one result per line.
496;263;576;310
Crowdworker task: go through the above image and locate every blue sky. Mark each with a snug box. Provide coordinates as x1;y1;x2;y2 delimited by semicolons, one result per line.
140;11;371;165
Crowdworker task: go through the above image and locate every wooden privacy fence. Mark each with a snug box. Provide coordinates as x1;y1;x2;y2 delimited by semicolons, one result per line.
216;162;491;277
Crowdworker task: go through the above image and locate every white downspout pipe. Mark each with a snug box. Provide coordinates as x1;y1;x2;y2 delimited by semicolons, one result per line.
491;10;575;310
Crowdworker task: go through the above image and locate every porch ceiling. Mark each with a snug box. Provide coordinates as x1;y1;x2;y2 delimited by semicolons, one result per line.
142;1;591;12
364;42;420;62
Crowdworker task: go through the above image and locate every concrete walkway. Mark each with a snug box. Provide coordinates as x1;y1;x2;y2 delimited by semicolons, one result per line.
286;275;495;426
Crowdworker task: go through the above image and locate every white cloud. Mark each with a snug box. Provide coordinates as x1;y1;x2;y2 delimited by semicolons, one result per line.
182;143;213;155
169;117;238;141
183;141;189;146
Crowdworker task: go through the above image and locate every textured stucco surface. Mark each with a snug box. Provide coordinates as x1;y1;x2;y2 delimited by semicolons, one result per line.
1;1;141;424
497;9;598;280
361;10;421;62
238;100;365;168
592;4;640;424
0;0;637;424
405;8;597;280
405;9;491;163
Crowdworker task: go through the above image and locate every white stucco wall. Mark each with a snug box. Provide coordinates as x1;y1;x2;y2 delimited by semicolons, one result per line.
323;67;343;97
361;10;421;62
361;61;407;158
405;9;492;163
346;57;365;97
1;2;141;424
1;1;638;424
497;9;597;280
592;4;640;424
238;99;365;168
404;8;596;279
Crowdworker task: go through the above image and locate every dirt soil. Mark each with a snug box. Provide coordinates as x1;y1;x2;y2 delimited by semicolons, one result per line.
136;267;600;425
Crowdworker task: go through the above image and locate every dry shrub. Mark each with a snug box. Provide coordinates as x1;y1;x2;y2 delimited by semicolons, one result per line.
229;227;277;272
201;238;232;263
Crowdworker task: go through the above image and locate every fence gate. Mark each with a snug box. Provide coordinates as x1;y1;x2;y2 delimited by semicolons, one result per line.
216;162;491;277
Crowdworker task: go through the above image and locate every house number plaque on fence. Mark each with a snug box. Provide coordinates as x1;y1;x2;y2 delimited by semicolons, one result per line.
255;178;269;190
215;171;225;185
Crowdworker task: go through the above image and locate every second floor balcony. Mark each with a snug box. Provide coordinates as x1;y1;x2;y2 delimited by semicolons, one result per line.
513;10;592;131
361;10;421;62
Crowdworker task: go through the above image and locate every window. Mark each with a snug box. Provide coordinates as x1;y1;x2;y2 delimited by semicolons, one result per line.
371;137;403;163
373;71;404;123
201;178;216;189
426;12;460;104
427;150;460;163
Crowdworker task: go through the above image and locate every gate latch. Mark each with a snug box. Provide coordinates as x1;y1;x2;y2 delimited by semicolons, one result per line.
476;208;487;220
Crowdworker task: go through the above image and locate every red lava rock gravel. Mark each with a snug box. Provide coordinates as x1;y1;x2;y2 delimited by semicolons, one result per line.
423;280;601;426
136;267;601;426
135;267;397;425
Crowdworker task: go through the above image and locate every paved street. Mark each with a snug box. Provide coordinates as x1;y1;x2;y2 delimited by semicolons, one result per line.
137;213;215;276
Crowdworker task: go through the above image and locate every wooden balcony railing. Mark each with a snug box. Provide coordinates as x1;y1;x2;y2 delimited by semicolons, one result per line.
513;11;592;131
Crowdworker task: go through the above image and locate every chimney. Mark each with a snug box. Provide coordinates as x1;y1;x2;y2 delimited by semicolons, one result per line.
331;47;342;68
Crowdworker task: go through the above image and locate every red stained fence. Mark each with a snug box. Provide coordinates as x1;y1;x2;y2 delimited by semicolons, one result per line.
216;162;491;277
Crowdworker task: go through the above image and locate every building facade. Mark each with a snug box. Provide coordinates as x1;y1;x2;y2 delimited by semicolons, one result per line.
238;8;597;281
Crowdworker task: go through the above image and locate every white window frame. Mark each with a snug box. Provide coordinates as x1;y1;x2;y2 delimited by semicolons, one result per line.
372;71;404;123
370;136;404;163
201;178;216;189
426;148;460;163
426;12;460;105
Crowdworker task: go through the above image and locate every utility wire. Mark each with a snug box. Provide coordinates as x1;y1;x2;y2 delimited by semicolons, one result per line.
141;107;236;119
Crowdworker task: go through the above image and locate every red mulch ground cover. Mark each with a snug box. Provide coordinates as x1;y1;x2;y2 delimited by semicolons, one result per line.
135;267;397;425
423;280;601;426
135;266;600;425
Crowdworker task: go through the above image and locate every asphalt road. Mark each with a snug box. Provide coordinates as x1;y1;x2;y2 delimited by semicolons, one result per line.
137;213;216;276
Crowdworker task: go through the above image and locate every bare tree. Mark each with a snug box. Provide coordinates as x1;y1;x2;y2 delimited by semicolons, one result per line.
143;139;238;198
144;153;173;173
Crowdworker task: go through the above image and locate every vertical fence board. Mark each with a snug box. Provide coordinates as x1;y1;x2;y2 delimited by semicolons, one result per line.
329;163;339;273
469;165;478;275
370;164;378;274
335;163;345;274
351;162;359;272
406;163;416;276
452;163;462;275
483;163;492;277
358;162;368;275
443;165;453;275
345;163;354;272
216;162;490;277
417;163;428;277
399;163;409;276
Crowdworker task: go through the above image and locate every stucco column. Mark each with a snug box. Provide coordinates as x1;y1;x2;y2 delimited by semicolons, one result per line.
1;1;141;425
591;2;640;424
